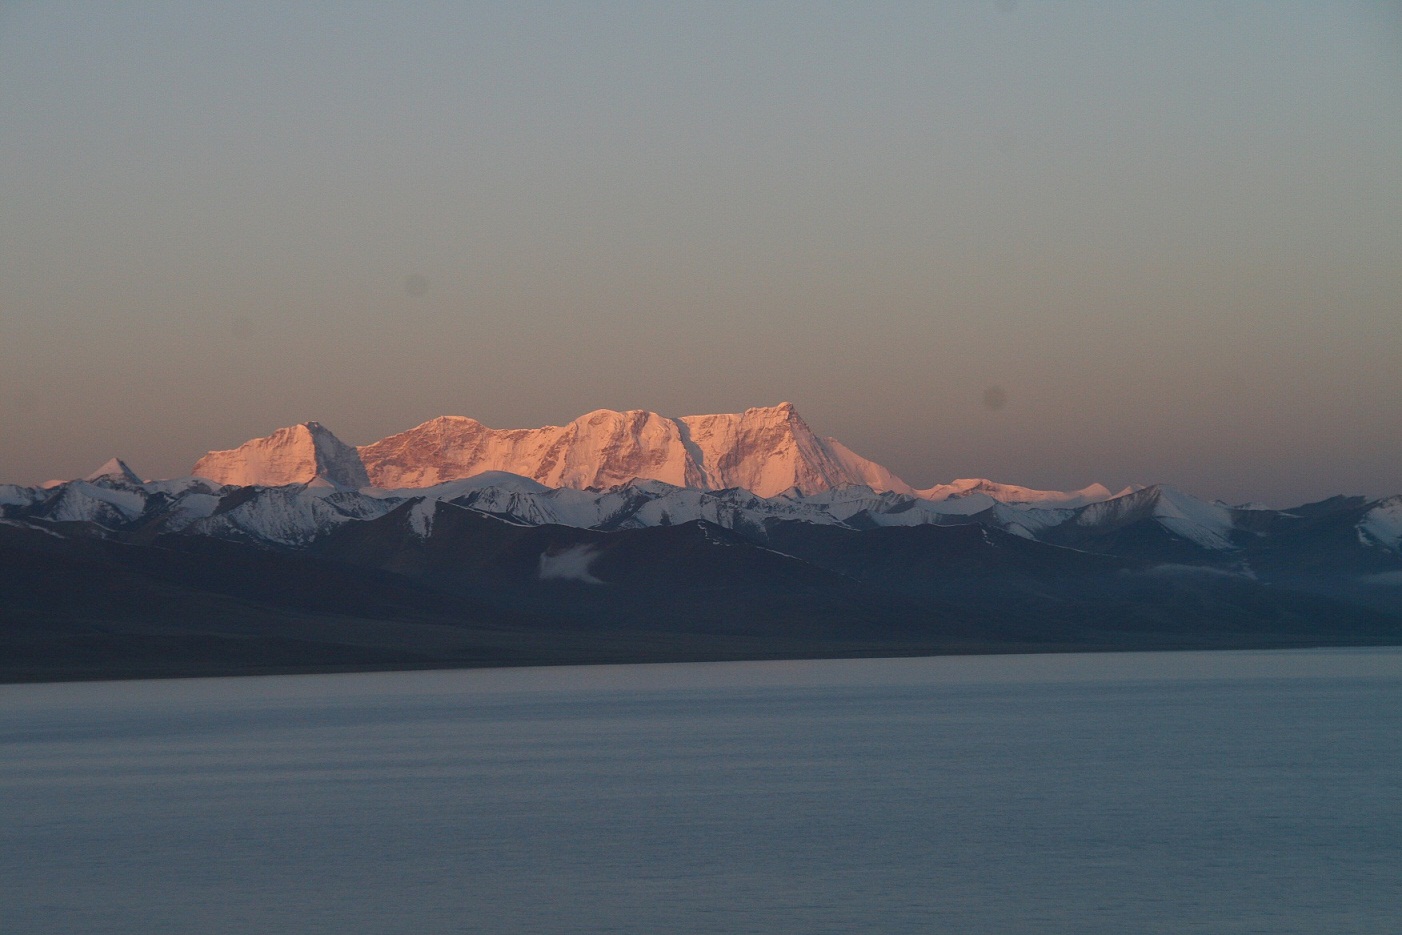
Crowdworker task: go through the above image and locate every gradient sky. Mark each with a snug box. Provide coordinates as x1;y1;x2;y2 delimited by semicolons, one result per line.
2;2;1399;506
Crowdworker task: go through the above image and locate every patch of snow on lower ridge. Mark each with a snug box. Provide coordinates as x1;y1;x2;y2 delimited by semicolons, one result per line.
407;499;436;538
1359;496;1402;552
538;544;604;584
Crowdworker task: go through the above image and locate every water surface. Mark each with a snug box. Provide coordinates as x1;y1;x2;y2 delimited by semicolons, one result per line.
3;649;1400;934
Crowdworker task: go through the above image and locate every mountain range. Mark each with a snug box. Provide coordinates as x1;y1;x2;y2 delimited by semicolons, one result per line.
3;404;1399;681
189;403;1115;503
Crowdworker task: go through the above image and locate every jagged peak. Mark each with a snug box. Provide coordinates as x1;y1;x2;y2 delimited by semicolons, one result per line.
193;421;368;489
267;421;327;439
84;457;142;485
1094;483;1167;506
678;402;805;425
572;407;669;424
743;401;802;420
417;414;482;427
202;420;352;450
368;415;489;442
918;477;1116;508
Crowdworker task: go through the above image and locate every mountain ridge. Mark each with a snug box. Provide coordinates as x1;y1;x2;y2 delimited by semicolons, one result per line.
5;470;1399;683
187;403;1118;504
5;448;1400;682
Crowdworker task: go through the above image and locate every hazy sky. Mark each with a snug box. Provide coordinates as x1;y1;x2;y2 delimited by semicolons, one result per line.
3;2;1399;505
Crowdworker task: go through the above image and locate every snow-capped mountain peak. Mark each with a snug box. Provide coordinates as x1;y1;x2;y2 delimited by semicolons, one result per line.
193;422;369;489
84;457;143;485
673;403;913;496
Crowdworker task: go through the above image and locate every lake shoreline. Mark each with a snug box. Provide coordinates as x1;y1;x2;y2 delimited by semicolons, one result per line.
8;633;1400;686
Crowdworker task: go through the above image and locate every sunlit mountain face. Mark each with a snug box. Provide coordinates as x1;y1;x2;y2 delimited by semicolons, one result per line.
194;403;918;497
3;404;1399;681
189;403;1120;503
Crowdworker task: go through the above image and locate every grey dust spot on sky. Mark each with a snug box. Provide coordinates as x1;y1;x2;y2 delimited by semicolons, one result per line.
404;274;430;298
230;317;252;341
982;385;1009;411
994;0;1019;13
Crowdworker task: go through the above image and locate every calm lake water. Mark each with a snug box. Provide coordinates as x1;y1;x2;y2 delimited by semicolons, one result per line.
3;649;1400;934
